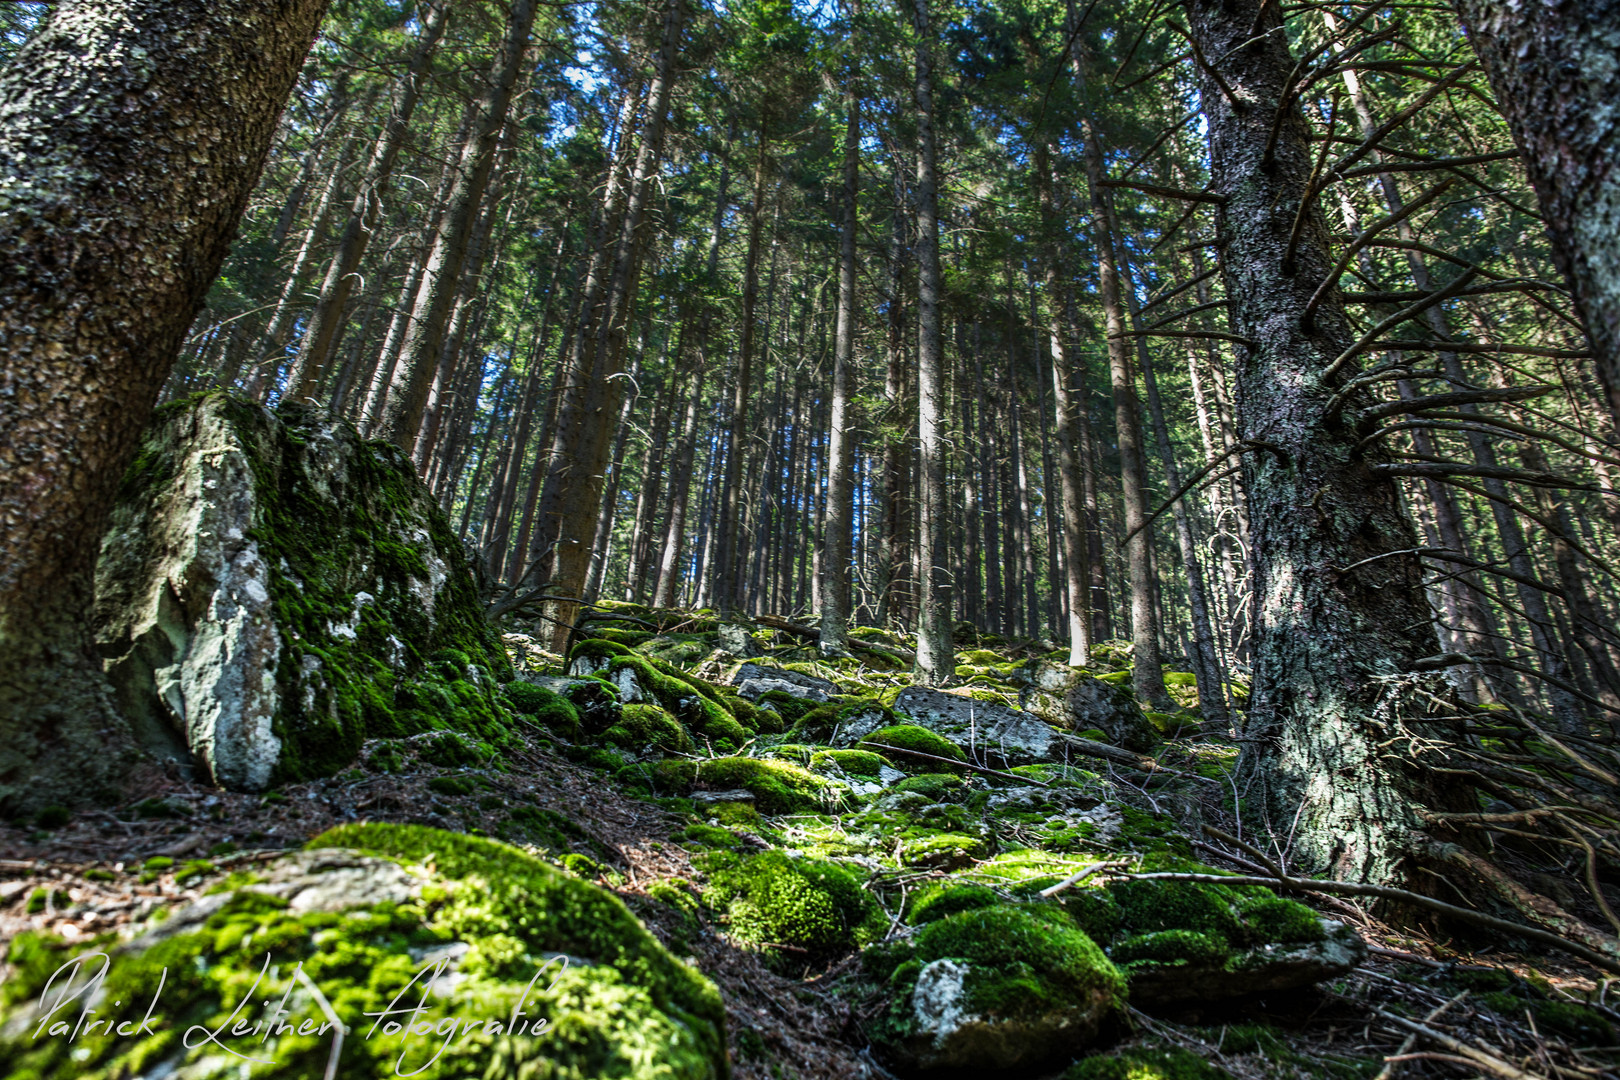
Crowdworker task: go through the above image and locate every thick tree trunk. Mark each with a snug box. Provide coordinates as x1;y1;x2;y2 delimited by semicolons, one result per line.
0;0;330;815
1188;0;1475;885
377;0;536;454
912;0;953;683
821;55;861;656
1452;1;1620;432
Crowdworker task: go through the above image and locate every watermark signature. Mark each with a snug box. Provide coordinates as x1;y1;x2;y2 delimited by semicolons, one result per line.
26;949;568;1076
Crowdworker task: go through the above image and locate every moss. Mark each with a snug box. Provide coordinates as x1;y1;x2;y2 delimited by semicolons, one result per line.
890;773;971;800
600;655;749;746
33;806;70;830
0;823;726;1080
906;882;999;924
427;774;477;796
604;704;695;754
674;823;747;850
706;851;884;967
909;904;1125;1017
504;682;582;737
172;859;216;888
1062;1047;1231;1080
756;690;816;725
569;636;634;667
1114;929;1234;969
697;757;843;815
901;830;989;868
857;725;966;771
808;749;885;778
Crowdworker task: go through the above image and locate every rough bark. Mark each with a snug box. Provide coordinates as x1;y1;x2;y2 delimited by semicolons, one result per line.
0;0;331;815
1452;0;1620;432
1188;0;1475;885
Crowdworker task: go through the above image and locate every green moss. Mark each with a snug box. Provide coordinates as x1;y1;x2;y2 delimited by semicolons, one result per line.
697;757;842;815
0;824;726;1080
600;655;749;746
706;851;883;967
910;904;1124;1017
1062;1047;1231;1080
906;883;999;924
808;749;885;778
900;831;989;868
504;682;581;737
604;704;695;753
756;690;816;725
427;774;477;796
890;773;971;800
857;725;966;771
1114;929;1233;969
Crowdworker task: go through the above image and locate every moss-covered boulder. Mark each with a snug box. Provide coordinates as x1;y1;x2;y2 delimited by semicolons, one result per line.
1101;864;1366;1005
887;687;1062;766
730;662;838;703
649;756;848;814
94;394;511;790
0;824;727;1079
705;851;885;968
1017;660;1159;752
868;904;1124;1073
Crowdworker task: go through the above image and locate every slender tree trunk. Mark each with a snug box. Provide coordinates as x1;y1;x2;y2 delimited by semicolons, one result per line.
1188;0;1475;886
0;0;331;815
284;0;450;404
821;45;861;655
377;0;537;454
1074;47;1170;707
912;0;953;682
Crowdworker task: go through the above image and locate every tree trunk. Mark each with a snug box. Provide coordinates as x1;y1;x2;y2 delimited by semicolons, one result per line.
284;0;450;404
377;0;536;454
912;0;953;683
1188;0;1475;885
1452;1;1620;432
0;0;330;815
821;44;861;655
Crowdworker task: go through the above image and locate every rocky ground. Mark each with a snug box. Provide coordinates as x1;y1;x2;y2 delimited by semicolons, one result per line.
3;606;1618;1079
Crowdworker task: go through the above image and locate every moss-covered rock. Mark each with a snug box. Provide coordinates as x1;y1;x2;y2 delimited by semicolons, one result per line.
604;703;695;753
503;681;581;736
1062;1047;1232;1079
94;395;512;791
0;824;727;1079
705;851;884;968
1017;660;1159;752
857;724;968;772
809;748;886;778
888;687;1065;766
870;904;1124;1073
647;756;846;814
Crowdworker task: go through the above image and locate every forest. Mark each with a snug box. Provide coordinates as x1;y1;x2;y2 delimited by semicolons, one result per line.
3;0;1620;1077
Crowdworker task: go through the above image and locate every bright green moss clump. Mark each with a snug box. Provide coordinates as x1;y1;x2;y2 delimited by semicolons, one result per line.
604;704;694;753
707;851;884;967
906;882;999;924
503;682;581;736
809;748;885;777
0;824;726;1080
644;756;842;814
1062;1047;1231;1080
857;724;966;771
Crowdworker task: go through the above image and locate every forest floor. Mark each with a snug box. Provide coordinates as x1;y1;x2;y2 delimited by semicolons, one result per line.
2;614;1617;1080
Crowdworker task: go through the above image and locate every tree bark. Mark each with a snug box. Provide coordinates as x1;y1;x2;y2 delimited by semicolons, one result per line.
0;0;330;815
1452;1;1620;432
820;35;861;655
1188;0;1475;885
912;0;953;683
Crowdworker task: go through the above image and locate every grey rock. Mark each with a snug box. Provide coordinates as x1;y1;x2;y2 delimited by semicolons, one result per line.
731;662;838;702
693;789;756;806
94;395;506;790
1127;919;1367;1006
715;623;762;657
1018;661;1158;752
830;706;893;747
890;687;1060;766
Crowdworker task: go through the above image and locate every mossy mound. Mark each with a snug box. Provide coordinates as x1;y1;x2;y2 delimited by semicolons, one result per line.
857;724;967;772
95;394;513;791
648;756;846;814
0;824;726;1079
808;748;886;778
705;851;884;968
604;703;695;753
869;904;1124;1072
570;640;752;751
503;681;581;736
906;882;1001;924
1063;1046;1232;1079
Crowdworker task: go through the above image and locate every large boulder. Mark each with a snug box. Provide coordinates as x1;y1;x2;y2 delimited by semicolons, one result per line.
94;394;512;790
1017;661;1159;752
867;904;1124;1073
0;825;728;1079
731;662;838;703
889;687;1060;766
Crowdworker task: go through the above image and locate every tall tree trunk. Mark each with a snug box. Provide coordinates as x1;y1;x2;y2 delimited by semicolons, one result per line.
912;0;953;682
1074;47;1170;708
1188;0;1474;885
377;0;537;454
821;41;861;655
0;0;331;815
284;0;451;404
1452;1;1620;432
